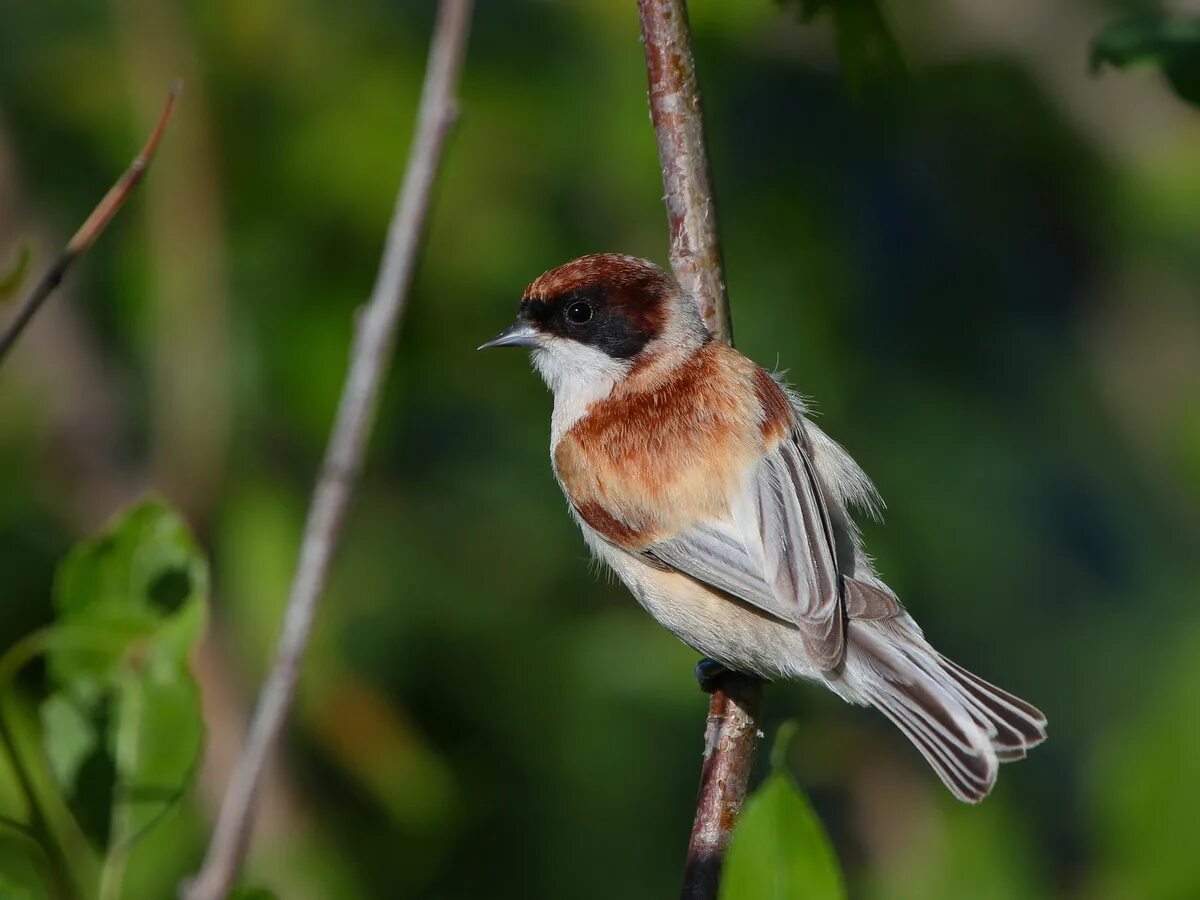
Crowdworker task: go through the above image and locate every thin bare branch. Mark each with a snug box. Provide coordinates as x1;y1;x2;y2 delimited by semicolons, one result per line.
181;2;474;897
638;0;732;344
681;676;764;900
0;82;180;367
637;2;764;897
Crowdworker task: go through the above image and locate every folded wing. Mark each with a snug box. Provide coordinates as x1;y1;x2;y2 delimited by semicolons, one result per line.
645;428;846;670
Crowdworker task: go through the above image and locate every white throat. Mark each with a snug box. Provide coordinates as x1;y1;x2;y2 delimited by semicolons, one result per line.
530;297;712;447
531;338;629;446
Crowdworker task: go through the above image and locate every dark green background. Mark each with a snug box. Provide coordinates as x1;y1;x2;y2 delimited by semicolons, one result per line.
1;1;1198;897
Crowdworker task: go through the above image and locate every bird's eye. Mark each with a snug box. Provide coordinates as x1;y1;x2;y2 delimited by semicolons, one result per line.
565;301;593;325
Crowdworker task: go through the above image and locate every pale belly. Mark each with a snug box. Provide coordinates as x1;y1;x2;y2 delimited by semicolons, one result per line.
577;519;825;683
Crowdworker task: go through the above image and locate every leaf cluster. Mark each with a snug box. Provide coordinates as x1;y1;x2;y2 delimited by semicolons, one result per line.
0;500;208;899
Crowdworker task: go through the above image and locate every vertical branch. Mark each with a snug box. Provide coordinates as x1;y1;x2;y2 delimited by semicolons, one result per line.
681;678;763;900
182;2;474;897
638;2;764;898
638;0;732;344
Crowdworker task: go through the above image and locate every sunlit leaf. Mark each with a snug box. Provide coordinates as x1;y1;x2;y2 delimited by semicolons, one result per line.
1092;14;1200;108
110;672;203;842
39;692;97;799
39;498;208;853
49;498;207;690
720;724;845;900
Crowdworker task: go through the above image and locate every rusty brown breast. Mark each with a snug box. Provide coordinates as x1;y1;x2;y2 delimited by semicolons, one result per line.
554;341;794;548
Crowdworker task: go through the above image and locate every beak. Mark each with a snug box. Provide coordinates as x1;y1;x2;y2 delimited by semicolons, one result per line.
478;320;541;350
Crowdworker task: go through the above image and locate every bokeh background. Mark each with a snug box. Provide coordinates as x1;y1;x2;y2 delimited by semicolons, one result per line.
2;1;1199;897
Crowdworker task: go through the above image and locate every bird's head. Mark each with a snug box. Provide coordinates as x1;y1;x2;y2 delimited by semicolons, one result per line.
479;253;708;395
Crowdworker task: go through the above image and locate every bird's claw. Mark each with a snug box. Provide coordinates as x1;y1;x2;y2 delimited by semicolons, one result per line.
695;657;730;693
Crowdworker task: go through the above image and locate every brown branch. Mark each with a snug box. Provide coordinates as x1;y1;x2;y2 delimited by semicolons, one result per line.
181;2;474;897
681;677;764;900
638;2;764;897
638;0;732;344
0;81;180;367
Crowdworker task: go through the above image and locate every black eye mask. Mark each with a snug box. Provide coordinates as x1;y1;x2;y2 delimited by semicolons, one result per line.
522;286;655;360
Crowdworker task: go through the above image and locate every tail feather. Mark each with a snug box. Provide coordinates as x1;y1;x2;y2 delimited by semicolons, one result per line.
846;621;1046;803
939;654;1048;753
867;681;996;801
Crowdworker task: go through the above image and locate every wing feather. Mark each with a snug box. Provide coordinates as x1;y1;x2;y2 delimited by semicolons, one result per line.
644;427;847;670
646;520;783;617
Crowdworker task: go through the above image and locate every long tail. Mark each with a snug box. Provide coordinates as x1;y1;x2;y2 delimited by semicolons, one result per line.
844;619;1047;802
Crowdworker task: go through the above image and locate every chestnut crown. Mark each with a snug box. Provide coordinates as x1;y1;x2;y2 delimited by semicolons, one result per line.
517;254;680;359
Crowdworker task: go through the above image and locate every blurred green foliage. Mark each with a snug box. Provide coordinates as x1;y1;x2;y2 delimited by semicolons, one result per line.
0;0;1198;898
1092;14;1200;108
0;499;207;898
227;889;280;900
0;245;32;302
780;0;905;95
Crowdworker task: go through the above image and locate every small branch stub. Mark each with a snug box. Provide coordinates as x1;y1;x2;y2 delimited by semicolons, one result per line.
0;82;181;367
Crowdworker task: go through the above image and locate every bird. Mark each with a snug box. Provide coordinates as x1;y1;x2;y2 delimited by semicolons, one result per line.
480;253;1046;802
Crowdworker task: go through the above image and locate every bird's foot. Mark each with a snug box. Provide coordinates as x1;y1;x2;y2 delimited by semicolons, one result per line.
695;658;767;694
695;657;731;694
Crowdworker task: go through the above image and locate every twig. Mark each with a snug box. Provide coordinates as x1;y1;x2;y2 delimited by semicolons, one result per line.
638;0;732;345
637;2;764;897
681;678;763;900
0;82;180;367
181;2;474;897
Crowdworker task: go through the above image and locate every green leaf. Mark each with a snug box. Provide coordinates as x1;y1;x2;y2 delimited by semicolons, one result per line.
39;498;208;856
0;245;32;303
720;725;845;900
39;692;97;799
0;824;57;899
50;497;207;690
1092;15;1200;108
781;0;906;95
109;671;203;843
